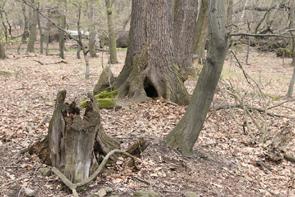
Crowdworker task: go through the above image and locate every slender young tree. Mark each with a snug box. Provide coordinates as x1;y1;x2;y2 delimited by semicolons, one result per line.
287;0;295;97
88;0;97;57
165;0;228;155
27;0;37;53
111;0;189;105
173;0;198;80
105;0;118;63
58;0;66;59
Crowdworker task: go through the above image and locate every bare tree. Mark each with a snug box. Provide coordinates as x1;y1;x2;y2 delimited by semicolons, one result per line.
105;0;118;63
58;0;66;59
165;0;228;155
27;0;37;53
88;0;97;57
287;0;295;98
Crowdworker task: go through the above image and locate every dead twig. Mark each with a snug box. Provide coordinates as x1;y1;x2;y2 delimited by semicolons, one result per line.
51;149;141;197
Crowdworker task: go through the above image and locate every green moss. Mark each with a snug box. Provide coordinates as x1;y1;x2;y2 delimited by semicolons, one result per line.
276;48;293;58
80;90;118;109
0;70;12;77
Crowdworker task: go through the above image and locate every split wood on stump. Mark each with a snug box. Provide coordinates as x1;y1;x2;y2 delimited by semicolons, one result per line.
30;90;120;183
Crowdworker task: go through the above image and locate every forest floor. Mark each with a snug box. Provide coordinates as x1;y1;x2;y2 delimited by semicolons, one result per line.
0;46;295;197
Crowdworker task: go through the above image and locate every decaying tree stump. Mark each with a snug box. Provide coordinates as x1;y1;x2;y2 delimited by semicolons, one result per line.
30;90;120;183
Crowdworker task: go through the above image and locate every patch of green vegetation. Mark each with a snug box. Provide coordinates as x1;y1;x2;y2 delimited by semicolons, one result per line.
276;48;293;58
265;93;282;101
80;90;118;109
0;70;13;77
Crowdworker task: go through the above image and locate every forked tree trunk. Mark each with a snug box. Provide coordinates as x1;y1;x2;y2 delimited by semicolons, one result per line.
88;0;97;57
113;0;189;105
37;90;120;183
173;0;198;80
165;0;228;155
27;0;37;53
58;0;66;59
193;0;209;62
105;0;118;63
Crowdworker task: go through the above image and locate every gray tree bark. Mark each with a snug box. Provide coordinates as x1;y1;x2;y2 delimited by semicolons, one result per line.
111;0;189;105
165;0;228;155
0;41;5;59
287;0;295;97
58;0;66;59
193;0;209;62
105;0;118;63
27;0;37;53
173;0;198;80
88;0;97;57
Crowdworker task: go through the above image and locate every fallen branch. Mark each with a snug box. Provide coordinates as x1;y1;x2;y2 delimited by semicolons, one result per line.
51;149;140;197
212;104;295;119
33;60;68;65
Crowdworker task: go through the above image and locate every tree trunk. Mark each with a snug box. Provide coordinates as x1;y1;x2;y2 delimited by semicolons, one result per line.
287;0;295;98
88;0;97;57
111;0;189;105
173;0;198;80
165;0;227;155
0;41;5;59
193;0;209;63
58;0;66;59
27;0;37;53
105;0;118;63
36;3;43;54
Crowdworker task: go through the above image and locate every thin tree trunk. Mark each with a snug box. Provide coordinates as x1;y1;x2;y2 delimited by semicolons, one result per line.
88;0;97;57
45;9;50;56
37;3;43;54
58;0;66;59
27;0;37;53
0;41;5;59
287;0;295;98
173;0;198;80
193;0;209;63
109;0;189;105
165;0;228;155
105;0;118;64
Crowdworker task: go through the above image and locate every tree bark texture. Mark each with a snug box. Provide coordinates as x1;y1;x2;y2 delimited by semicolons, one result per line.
112;0;189;105
27;0;37;53
88;0;97;57
173;0;198;80
165;0;228;155
105;0;118;63
32;90;120;183
0;41;5;59
58;0;66;59
193;0;209;62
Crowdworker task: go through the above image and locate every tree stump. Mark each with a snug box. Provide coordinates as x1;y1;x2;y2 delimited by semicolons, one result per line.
30;90;120;183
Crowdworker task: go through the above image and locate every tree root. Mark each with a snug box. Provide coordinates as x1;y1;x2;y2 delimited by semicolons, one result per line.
51;149;141;197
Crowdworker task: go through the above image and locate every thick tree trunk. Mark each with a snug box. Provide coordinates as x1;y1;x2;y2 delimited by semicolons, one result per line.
112;0;189;105
105;0;118;63
165;0;228;155
0;41;5;59
173;0;198;80
27;0;37;53
88;0;97;57
193;0;209;63
58;0;66;59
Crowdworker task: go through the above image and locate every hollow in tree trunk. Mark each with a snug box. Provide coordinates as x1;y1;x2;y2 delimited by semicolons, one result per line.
173;0;198;80
165;0;228;155
105;0;118;64
112;0;189;105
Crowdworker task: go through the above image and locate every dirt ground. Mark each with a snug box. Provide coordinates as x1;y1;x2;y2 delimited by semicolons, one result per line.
0;46;295;197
